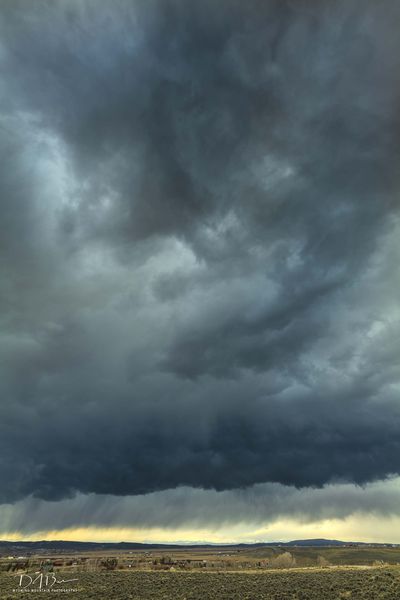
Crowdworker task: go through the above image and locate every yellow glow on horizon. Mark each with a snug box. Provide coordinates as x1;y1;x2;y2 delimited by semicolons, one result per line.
2;525;248;544
3;514;400;545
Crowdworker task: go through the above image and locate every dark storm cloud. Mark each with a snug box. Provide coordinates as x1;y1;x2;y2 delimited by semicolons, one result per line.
1;0;400;505
4;479;400;534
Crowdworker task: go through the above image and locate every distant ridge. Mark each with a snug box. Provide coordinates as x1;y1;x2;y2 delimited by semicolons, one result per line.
285;539;351;547
0;538;398;551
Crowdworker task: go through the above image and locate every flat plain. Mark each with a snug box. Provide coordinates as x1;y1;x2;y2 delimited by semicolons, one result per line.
1;547;400;599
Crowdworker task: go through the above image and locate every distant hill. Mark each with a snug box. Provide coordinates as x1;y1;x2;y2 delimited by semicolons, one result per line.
0;538;398;552
283;539;353;547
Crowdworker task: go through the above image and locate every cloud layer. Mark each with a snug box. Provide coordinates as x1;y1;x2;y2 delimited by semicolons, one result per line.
4;478;400;538
1;0;400;511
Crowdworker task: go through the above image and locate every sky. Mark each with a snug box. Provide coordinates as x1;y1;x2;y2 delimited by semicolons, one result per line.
0;0;400;544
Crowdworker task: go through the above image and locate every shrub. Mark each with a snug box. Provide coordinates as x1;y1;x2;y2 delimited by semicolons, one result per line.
270;552;296;569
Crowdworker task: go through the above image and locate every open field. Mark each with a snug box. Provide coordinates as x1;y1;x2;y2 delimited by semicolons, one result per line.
3;545;400;572
1;546;400;599
1;566;400;599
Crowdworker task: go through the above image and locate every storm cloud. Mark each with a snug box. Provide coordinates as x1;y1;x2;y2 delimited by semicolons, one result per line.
4;478;400;537
1;0;400;513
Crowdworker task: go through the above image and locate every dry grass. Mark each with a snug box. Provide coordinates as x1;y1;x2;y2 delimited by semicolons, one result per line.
1;565;400;600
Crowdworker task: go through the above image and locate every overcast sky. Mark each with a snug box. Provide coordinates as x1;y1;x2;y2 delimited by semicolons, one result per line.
1;0;400;543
